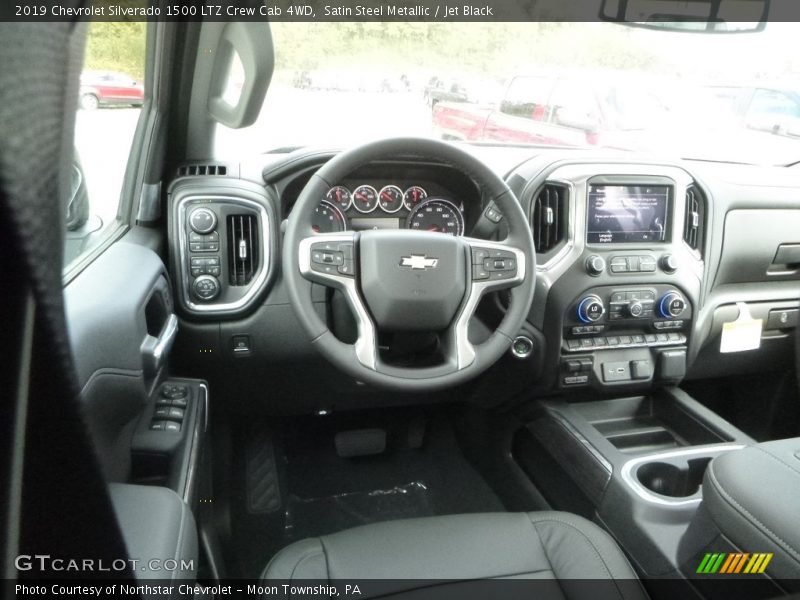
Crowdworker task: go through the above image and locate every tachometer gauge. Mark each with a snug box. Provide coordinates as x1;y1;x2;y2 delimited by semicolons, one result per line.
312;200;347;233
378;185;404;213
407;198;465;236
325;185;352;211
403;185;427;210
352;184;379;213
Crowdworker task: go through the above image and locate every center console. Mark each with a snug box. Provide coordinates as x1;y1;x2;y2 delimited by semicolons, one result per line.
511;163;705;395
514;388;759;598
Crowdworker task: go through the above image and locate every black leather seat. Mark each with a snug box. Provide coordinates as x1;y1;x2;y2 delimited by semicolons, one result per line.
263;511;647;599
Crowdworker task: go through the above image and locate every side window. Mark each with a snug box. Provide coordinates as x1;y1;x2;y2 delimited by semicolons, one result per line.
745;89;800;132
548;79;601;131
66;23;146;271
500;77;552;120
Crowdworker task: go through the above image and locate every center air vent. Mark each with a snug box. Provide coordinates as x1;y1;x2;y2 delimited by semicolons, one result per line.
227;214;259;286
531;183;567;254
683;185;704;254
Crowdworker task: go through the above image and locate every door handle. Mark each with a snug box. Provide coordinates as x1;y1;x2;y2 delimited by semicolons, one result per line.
140;314;179;378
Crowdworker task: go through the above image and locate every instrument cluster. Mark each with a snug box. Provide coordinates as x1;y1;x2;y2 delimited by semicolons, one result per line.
312;183;466;236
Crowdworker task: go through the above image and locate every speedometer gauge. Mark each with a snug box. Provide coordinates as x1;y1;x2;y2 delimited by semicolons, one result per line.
378;185;404;213
312;200;347;233
407;198;464;236
325;185;352;211
403;185;427;210
353;185;379;213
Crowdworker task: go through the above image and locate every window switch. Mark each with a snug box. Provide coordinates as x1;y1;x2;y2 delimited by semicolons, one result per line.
167;407;185;421
154;406;171;419
150;421;166;431
171;396;188;409
155;398;172;407
164;421;181;433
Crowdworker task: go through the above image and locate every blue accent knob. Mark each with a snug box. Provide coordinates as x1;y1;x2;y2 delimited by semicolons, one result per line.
577;295;605;323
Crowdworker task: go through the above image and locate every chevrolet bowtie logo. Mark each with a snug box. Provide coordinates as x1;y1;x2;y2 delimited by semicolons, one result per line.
400;255;439;270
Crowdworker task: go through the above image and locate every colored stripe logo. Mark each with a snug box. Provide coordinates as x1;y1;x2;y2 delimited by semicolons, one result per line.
696;553;773;574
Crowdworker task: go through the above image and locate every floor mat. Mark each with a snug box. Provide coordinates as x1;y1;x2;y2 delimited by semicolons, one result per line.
225;409;504;577
284;481;434;540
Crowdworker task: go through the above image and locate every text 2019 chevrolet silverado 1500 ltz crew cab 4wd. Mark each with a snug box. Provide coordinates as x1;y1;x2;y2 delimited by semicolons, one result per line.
2;3;800;600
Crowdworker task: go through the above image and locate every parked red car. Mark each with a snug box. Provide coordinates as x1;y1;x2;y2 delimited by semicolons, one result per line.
432;71;675;151
79;71;144;110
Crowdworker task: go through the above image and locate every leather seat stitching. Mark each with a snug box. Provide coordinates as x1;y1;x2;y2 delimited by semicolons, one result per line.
707;462;800;563
528;515;624;599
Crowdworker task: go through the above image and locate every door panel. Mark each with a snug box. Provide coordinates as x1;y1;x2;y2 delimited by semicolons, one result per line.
65;238;173;481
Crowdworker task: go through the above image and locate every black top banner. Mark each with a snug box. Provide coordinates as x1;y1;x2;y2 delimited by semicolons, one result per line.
2;0;798;23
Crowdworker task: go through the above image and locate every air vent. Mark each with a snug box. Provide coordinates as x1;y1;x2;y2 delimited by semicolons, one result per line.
227;214;259;286
178;164;228;177
531;184;567;254
683;185;704;254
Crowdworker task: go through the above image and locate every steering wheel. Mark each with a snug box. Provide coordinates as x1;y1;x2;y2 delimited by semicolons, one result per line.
283;138;535;392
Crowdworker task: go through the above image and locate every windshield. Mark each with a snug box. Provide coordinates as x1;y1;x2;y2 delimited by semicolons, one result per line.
215;22;800;166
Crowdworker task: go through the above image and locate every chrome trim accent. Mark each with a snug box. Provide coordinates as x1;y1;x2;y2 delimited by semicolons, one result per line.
454;238;527;369
176;195;271;314
510;336;534;359
182;382;209;504
619;444;745;507
298;233;377;369
140;314;178;377
533;178;576;272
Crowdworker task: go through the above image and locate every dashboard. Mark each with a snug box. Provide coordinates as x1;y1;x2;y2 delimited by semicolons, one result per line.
166;146;800;409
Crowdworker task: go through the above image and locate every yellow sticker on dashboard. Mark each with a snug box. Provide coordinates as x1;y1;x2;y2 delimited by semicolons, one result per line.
720;303;762;353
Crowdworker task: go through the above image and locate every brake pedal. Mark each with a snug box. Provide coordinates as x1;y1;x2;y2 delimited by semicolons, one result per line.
335;428;387;458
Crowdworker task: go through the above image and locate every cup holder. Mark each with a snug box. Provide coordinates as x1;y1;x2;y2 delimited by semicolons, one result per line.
635;457;712;498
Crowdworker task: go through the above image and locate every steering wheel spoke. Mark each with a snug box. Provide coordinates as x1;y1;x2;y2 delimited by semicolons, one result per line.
298;233;378;370
447;238;528;369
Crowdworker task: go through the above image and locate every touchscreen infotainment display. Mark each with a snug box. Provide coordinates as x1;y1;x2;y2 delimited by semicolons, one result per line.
587;185;669;244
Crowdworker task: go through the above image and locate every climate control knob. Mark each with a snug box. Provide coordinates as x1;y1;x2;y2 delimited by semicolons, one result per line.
659;292;686;318
193;275;220;301
189;207;217;234
577;295;605;323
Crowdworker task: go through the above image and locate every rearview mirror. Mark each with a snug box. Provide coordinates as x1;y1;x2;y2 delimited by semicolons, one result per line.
600;0;769;33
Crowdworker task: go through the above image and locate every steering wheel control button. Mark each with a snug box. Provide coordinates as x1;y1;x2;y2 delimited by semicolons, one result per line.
484;205;503;223
338;260;355;277
659;292;687;318
188;207;217;234
193;275;220;301
471;247;490;264
310;241;356;277
577;295;605;323
472;264;490;280
586;255;606;276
